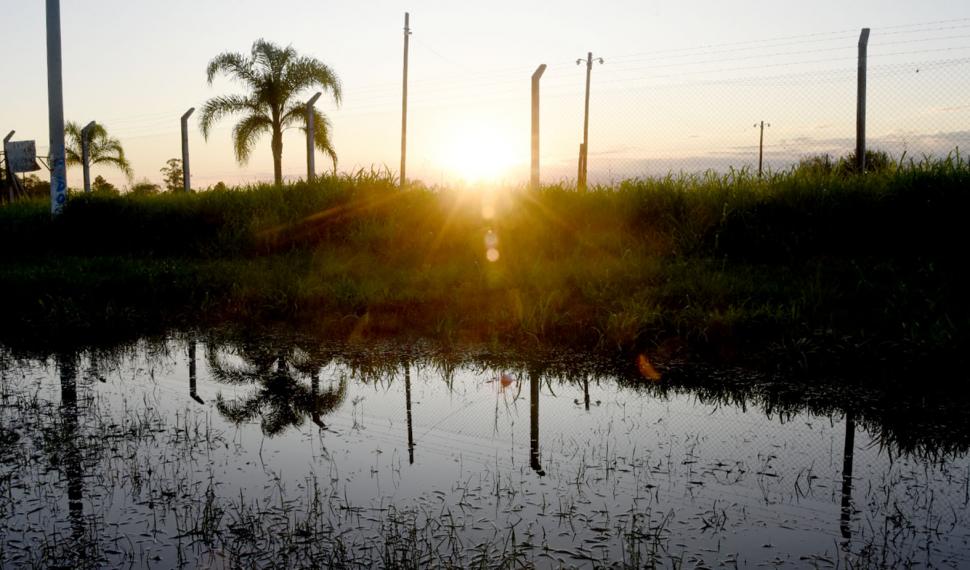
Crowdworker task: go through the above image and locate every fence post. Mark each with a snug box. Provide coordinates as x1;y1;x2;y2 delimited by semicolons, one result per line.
531;64;547;191
81;121;95;193
181;108;194;192
305;92;322;183
856;28;870;173
46;0;67;215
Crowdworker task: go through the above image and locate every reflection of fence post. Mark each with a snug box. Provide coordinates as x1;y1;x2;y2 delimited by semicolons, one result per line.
47;0;68;215
181;108;194;192
856;28;870;173
529;371;544;476
80;121;96;193
306;92;322;183
530;64;547;190
405;363;415;464
840;411;855;540
188;339;204;405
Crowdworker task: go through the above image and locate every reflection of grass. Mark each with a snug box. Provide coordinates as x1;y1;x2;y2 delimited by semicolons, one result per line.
1;156;967;375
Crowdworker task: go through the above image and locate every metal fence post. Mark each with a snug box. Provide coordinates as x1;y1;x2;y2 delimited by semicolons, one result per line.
81;121;96;193
306;92;322;183
856;28;870;173
531;64;547;190
181;108;194;192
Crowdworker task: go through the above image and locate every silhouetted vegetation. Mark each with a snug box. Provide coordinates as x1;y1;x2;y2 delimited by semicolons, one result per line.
0;154;967;381
200;39;342;186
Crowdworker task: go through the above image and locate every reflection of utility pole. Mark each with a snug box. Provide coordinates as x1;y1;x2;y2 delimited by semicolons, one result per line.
754;121;770;178
57;353;85;545
576;52;603;192
400;12;411;189
405;363;415;464
529;371;544;476
840;411;855;541
188;340;204;405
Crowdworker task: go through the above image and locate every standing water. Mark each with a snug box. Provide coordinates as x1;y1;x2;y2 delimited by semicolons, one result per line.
1;333;968;568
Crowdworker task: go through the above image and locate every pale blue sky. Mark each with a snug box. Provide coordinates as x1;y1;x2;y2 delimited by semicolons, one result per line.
2;1;968;187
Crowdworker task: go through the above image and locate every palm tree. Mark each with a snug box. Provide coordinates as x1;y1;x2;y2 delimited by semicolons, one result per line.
200;39;342;186
64;122;133;180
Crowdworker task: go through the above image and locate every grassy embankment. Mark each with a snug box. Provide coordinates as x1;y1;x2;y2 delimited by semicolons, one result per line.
1;156;967;377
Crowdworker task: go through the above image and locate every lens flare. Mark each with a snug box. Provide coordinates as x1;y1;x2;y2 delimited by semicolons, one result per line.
637;354;662;381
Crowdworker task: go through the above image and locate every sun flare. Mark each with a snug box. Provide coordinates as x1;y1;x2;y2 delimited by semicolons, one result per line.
435;121;519;183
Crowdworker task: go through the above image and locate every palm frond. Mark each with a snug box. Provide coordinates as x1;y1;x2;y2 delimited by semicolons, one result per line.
283;57;343;105
199;94;256;140
206;51;258;87
232;114;272;164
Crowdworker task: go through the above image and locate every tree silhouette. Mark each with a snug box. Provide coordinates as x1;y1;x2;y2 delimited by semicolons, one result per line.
200;39;342;186
64;122;133;181
160;158;183;192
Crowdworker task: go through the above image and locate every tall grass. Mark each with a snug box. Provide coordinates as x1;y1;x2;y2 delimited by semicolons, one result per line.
1;156;967;375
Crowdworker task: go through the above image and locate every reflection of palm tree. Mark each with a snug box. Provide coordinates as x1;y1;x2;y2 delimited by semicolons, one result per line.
207;342;346;436
200;39;342;185
64;122;133;180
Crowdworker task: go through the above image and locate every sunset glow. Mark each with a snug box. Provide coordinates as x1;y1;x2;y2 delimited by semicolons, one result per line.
434;121;519;184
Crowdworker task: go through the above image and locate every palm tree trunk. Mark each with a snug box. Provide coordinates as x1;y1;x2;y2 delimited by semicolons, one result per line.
272;128;283;186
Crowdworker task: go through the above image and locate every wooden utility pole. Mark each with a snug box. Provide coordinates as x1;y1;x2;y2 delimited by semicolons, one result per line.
530;64;547;190
755;121;770;178
181;108;194;192
856;28;870;173
577;52;603;191
400;12;411;189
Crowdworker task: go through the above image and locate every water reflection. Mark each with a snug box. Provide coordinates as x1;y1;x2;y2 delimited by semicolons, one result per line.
3;334;970;568
57;354;85;549
405;362;415;464
841;410;856;542
529;370;544;476
188;340;204;405
207;341;347;435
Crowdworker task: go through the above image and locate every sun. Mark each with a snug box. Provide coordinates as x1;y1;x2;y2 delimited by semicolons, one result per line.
435;120;519;184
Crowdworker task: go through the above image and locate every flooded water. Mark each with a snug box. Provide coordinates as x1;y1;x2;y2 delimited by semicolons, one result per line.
1;333;969;568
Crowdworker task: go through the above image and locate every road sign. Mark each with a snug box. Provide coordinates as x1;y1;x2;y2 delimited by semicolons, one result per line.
4;141;41;173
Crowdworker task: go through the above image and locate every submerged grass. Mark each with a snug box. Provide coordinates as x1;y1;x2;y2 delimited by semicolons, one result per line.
1;156;968;379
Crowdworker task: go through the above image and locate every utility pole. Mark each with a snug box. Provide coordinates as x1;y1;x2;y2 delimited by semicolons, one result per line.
754;121;770;178
47;0;67;215
80;121;96;193
305;92;322;183
856;28;870;174
181;108;194;192
400;12;411;189
576;52;603;192
530;64;547;190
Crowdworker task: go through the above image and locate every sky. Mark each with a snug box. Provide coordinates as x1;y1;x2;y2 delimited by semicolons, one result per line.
2;1;969;189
